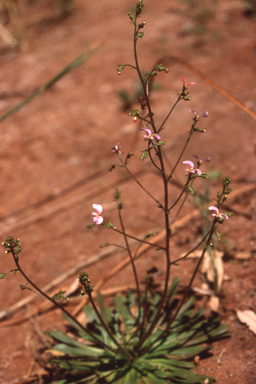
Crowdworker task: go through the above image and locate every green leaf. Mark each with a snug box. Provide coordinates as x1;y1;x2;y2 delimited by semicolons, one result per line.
121;368;138;384
178;296;196;316
140;377;154;384
114;295;130;323
47;331;102;353
83;305;100;323
168;345;208;359
141;151;148;160
97;293;111;323
100;243;110;248
146;372;168;384
167;276;180;306
109;164;116;172
52;344;101;357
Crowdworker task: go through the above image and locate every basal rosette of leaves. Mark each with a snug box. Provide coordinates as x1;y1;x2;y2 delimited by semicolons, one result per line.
46;278;229;384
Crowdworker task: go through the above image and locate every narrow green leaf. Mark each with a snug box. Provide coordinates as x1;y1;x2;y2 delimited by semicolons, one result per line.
121;368;138;384
167;276;180;306
140;377;154;384
176;296;196;317
168;345;209;359
52;344;101;357
114;295;131;324
0;47;100;123
146;372;169;384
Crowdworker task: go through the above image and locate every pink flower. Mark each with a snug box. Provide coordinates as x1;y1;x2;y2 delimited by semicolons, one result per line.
92;204;103;224
181;77;195;86
209;206;229;220
141;128;161;141
183;160;202;175
111;143;121;154
189;110;208;118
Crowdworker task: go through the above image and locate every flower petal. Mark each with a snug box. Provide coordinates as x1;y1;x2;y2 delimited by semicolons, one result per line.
93;216;103;225
111;143;121;153
219;213;229;220
144;128;151;136
183;160;194;168
209;206;219;214
92;204;103;214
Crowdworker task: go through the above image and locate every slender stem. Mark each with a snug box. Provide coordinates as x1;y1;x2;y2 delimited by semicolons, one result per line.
133;241;144;260
133;11;171;352
171;229;211;265
10;250;117;354
140;274;151;337
158;97;181;132
166;223;216;330
168;178;191;211
119;156;163;208
140;222;216;354
147;144;162;172
85;287;133;361
118;208;142;335
112;227;164;250
133;23;156;134
135;203;170;353
106;243;128;251
169;176;198;228
167;122;196;181
169;187;189;227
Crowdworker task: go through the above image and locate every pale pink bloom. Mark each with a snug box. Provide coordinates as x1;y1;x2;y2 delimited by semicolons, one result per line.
111;143;121;153
141;128;161;141
189;110;208;117
183;160;202;175
92;204;103;224
181;77;195;86
209;206;229;220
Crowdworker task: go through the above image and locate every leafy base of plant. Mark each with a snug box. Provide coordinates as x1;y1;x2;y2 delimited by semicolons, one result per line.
45;278;229;384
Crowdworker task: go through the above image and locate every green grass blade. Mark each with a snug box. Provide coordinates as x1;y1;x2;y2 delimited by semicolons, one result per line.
0;43;101;123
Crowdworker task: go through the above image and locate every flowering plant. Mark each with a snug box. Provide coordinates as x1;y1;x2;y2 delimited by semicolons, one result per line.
1;1;233;383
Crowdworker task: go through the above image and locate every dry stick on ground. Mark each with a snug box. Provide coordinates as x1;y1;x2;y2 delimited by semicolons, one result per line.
0;181;255;327
0;22;18;46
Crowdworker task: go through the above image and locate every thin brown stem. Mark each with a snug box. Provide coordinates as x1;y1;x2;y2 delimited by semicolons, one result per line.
119;156;163;208
118;208;142;335
112;227;164;250
140;222;216;354
85;288;133;361
158;97;181;132
168;122;196;181
133;12;171;353
10;250;117;354
168;178;191;211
